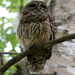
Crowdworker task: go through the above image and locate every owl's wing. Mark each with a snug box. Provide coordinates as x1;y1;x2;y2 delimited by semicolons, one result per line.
48;15;57;40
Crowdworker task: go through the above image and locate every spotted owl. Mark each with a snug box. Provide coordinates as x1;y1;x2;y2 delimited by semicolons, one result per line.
16;1;56;72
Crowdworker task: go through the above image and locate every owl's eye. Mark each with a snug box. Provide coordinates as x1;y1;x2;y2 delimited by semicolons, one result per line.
28;4;36;7
40;4;47;8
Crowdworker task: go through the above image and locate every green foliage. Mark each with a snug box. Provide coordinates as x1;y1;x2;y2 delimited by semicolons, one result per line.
8;0;20;12
47;0;51;5
0;40;6;52
6;32;17;48
4;65;16;75
0;0;3;5
0;0;25;74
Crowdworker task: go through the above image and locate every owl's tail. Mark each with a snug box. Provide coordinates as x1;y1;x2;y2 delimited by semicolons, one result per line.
29;60;46;72
27;47;52;72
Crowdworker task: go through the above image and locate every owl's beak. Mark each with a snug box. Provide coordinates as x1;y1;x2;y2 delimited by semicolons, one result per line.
38;7;40;10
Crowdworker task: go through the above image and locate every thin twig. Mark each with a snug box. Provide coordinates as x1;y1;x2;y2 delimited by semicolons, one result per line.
19;0;23;17
0;52;20;54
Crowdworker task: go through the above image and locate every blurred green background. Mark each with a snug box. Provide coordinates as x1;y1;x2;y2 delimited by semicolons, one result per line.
0;0;50;75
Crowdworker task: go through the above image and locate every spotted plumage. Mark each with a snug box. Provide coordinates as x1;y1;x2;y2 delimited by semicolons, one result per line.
16;1;56;72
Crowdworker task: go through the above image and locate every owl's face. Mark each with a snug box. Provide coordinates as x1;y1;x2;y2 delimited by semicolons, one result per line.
22;1;48;15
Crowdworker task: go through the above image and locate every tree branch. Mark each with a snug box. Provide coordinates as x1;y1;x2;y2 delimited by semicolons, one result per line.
44;33;75;48
0;52;20;54
0;33;75;74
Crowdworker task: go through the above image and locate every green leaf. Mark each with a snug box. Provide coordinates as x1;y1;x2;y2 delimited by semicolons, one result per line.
0;40;6;51
0;0;3;5
6;32;18;48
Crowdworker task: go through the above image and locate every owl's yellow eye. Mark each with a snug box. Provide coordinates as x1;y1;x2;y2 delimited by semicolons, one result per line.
28;4;36;7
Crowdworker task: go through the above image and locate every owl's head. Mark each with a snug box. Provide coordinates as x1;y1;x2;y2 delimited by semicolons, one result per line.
22;1;48;15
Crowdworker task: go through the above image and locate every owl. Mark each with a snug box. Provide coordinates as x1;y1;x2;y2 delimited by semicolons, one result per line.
16;1;56;72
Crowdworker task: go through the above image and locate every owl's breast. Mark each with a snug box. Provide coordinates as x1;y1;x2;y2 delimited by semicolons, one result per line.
17;18;51;50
